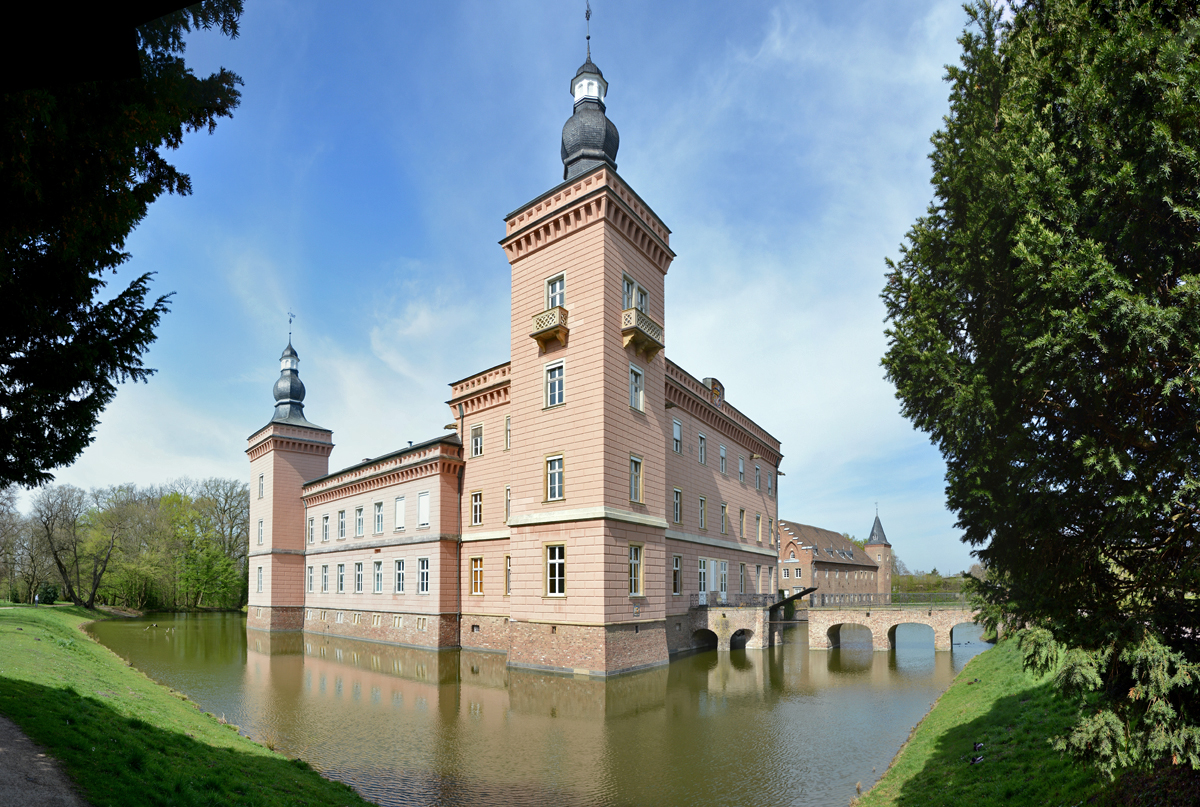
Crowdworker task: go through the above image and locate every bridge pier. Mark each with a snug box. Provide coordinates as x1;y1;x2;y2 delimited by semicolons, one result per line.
808;606;978;651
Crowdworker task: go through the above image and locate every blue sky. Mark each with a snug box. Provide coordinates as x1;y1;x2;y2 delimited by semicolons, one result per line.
44;0;978;574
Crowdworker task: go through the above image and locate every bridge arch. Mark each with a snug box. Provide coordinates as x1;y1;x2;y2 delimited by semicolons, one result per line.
950;621;986;646
691;628;718;651
807;604;978;651
825;622;881;650
729;628;753;651
886;622;934;651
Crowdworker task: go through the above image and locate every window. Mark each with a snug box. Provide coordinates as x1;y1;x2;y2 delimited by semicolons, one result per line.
755;465;761;490
257;519;263;545
637;287;648;313
698;434;706;465
355;507;364;536
698;559;707;592
699;496;707;530
418;558;430;594
354;562;363;593
307;566;313;592
374;502;383;534
322;515;329;542
629;457;643;503
672;489;682;523
756;514;762;543
337;564;345;593
321;565;328;593
783;568;790;579
471;492;482;525
374;561;383;593
768;518;774;545
721;503;728;534
395;559;405;593
307;517;314;545
629;364;644;410
547;456;564;501
672;555;682;595
258;474;263;499
628;545;643;596
720;561;728;596
505;486;511;523
505;416;511;450
395;497;405;531
546;362;564;407
739;457;745;482
739;509;746;537
547;545;565;596
768;473;773;497
256;566;262;593
471;557;483;595
720;445;727;474
623;276;636;309
756;564;762;593
417;492;430;527
672;420;682;453
739;563;746;594
471;424;483;457
338;510;346;539
505;555;511;595
547;275;565;309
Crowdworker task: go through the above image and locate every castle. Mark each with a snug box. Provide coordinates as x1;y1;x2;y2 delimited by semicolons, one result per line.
246;53;784;676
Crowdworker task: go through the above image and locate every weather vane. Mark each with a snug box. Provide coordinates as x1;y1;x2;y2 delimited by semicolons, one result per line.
288;311;295;340
585;1;591;59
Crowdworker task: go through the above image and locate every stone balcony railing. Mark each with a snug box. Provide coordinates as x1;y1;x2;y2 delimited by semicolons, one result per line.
621;308;664;362
531;306;569;351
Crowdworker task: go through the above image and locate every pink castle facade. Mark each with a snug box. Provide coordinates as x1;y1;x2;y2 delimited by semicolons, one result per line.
246;57;782;676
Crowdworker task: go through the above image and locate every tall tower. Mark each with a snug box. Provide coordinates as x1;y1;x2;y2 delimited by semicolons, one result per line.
500;50;678;674
865;514;892;596
246;341;333;631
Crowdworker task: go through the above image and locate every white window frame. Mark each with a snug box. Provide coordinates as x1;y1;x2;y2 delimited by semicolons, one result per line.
756;465;761;490
698;558;707;592
698;434;706;465
373;560;383;593
470;491;483;525
505;415;511;450
740;563;746;594
547;456;564;501
321;564;328;593
471;557;484;595
471;424;484;457
629;363;644;410
672;555;682;595
545;361;565;408
337;563;345;593
622;275;636;309
505;555;511;595
307;565;313;592
505;486;511;524
355;507;364;537
546;544;565;596
338;510;346;539
699;496;707;530
418;558;430;594
395;559;405;593
720;561;728;596
354;562;363;593
738;457;745;482
256;566;262;593
257;474;263;499
322;514;329;542
672;420;682;453
307;517;314;545
546;274;565;309
417;491;430;528
394;497;405;531
257;519;263;545
630;456;643;503
768;473;773;497
721;503;728;534
628;545;643;596
673;488;682;523
719;445;727;475
756;513;762;543
374;502;383;534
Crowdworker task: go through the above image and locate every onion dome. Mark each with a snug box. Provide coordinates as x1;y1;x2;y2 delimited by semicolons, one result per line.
561;56;619;180
270;340;318;426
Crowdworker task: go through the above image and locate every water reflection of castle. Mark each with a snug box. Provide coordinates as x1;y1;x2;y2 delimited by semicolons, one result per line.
246;51;784;676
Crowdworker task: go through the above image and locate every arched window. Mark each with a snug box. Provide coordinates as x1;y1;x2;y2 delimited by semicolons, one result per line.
789;551;795;560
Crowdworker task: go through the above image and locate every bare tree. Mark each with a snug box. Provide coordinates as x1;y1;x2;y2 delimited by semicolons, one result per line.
13;518;52;603
0;486;19;599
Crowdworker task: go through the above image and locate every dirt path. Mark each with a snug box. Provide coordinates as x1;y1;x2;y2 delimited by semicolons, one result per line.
0;714;89;807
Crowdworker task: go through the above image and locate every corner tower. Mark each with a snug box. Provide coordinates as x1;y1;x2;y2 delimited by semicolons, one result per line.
499;52;678;675
865;514;892;596
247;341;334;631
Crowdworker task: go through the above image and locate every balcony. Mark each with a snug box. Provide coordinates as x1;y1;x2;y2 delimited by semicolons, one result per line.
530;306;569;351
621;308;664;362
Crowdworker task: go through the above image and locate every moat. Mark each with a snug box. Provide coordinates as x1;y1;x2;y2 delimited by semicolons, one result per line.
89;614;989;807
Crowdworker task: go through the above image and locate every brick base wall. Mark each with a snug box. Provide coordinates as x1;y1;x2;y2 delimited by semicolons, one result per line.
302;608;458;649
461;614;511;652
246;605;304;631
507;620;669;676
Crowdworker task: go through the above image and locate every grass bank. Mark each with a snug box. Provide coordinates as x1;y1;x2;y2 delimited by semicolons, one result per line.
856;638;1200;807
0;604;373;807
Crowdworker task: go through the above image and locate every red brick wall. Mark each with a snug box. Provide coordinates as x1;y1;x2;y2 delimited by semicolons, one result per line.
246;605;304;631
460;614;511;652
302;608;458;649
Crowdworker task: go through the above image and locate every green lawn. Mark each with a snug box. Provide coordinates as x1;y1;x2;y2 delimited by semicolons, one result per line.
857;638;1103;807
0;605;374;807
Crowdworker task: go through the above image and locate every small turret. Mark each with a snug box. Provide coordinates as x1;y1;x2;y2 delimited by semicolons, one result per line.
269;340;321;428
561;55;619;180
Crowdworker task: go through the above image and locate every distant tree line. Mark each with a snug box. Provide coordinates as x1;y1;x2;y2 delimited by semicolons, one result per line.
0;478;248;610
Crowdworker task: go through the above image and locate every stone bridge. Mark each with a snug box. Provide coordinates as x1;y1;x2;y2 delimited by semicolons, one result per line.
806;604;981;651
671;594;787;654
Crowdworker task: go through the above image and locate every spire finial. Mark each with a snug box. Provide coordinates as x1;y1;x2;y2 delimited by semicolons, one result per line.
585;1;591;61
288;310;295;341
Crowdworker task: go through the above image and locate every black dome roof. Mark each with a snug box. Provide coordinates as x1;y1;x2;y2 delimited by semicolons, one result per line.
575;57;604;80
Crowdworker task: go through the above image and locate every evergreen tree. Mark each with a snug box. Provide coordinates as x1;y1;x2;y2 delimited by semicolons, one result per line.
883;0;1200;774
0;2;243;487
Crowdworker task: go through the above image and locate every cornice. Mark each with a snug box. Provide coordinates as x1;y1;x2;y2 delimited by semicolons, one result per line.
247;433;335;462
664;378;783;468
507;505;669;530
303;456;463;507
663;529;780;559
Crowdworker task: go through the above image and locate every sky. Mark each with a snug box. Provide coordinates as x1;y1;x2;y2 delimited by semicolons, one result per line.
34;0;980;575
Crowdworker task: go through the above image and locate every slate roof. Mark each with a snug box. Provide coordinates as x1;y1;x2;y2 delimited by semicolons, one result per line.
867;514;890;546
779;520;878;569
